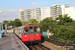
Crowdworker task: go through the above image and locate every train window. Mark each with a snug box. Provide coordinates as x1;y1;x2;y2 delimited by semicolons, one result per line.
34;26;40;33
29;27;33;34
24;27;28;32
22;27;29;35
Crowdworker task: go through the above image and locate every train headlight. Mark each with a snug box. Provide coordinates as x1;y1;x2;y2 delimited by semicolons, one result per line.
37;34;38;36
25;35;27;37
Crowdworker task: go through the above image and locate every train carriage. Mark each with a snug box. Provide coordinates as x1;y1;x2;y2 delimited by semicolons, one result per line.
13;24;41;43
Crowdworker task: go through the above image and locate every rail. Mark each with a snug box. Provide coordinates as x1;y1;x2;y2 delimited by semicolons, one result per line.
28;43;51;50
43;36;75;50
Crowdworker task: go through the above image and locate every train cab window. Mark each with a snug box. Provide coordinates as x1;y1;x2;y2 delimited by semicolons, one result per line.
22;27;28;35
34;26;40;33
29;27;33;34
24;27;28;32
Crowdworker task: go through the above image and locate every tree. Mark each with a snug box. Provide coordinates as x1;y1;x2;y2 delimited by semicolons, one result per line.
22;21;29;25
50;14;75;42
39;17;56;32
2;19;22;28
2;20;9;28
56;14;73;25
7;20;15;28
29;19;39;25
2;20;9;25
14;19;22;27
2;20;9;29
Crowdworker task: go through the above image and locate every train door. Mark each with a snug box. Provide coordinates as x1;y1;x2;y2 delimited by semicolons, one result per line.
34;26;41;40
22;27;29;41
29;26;35;41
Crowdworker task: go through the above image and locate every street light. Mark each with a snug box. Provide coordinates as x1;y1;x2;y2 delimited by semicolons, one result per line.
0;11;3;31
4;22;10;34
0;11;2;38
2;23;3;31
0;11;2;13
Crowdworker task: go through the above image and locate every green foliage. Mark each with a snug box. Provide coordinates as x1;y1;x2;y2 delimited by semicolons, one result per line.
7;20;15;28
51;15;75;42
39;15;75;42
29;19;39;25
2;20;9;26
22;21;29;25
39;17;56;32
56;14;73;25
14;19;22;27
2;19;22;28
3;20;9;23
51;25;75;42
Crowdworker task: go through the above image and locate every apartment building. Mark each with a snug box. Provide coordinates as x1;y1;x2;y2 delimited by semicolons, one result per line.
30;9;37;19
50;4;69;19
41;7;50;20
27;9;30;21
19;8;41;22
36;8;41;22
18;10;25;21
24;10;28;21
18;4;75;22
65;7;75;20
27;9;38;21
61;4;69;15
50;5;62;19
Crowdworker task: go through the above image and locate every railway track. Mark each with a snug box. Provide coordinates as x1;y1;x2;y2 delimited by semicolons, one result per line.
27;43;51;50
43;36;75;50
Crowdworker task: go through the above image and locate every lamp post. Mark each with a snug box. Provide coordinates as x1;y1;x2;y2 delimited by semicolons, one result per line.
0;11;2;13
0;23;2;38
0;11;2;38
4;21;10;34
0;11;3;31
2;23;3;31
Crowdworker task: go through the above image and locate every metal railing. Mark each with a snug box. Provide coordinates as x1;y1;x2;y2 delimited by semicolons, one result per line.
42;32;75;44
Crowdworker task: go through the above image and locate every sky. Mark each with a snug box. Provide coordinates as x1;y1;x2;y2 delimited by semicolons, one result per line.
0;0;75;22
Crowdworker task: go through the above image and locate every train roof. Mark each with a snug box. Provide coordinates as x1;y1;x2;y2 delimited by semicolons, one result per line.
12;25;25;29
12;24;39;29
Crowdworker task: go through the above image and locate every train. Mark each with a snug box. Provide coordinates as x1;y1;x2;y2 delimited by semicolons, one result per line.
13;24;41;44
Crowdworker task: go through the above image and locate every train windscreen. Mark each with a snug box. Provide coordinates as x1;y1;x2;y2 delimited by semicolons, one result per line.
29;27;34;34
34;26;40;33
22;26;40;35
22;27;29;35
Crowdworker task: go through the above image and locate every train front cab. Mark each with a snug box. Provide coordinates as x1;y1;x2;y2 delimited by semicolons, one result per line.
21;25;41;42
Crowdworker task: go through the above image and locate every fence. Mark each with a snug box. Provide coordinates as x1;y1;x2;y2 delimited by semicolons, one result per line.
42;32;75;44
7;30;13;33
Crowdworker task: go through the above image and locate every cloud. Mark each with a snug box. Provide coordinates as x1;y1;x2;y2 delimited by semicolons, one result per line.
31;2;40;5
2;9;17;12
3;13;9;15
0;9;18;22
0;9;18;15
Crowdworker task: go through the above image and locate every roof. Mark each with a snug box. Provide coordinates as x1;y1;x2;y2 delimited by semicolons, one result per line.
12;24;39;29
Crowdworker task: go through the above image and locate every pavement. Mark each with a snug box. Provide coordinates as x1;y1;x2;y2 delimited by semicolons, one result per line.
0;33;27;50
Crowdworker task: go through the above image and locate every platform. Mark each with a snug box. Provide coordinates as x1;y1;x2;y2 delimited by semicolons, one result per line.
0;33;29;50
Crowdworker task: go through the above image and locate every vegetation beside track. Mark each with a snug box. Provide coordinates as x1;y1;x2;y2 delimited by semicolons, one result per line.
39;14;75;43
